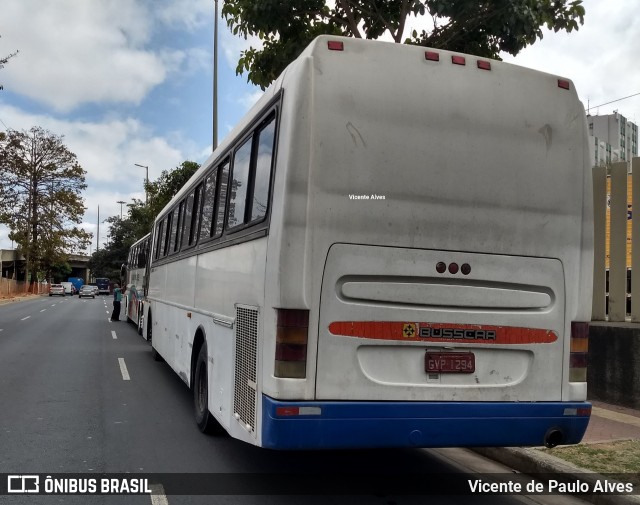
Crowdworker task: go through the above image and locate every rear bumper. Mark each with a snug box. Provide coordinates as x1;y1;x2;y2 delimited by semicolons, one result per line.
261;395;591;450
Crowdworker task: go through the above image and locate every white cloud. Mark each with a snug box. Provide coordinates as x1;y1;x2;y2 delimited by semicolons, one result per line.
155;0;212;32
220;23;264;72
0;104;185;249
500;0;640;122
1;0;165;112
238;90;264;110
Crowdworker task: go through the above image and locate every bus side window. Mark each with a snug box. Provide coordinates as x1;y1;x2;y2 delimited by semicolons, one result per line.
228;136;253;229
200;170;218;241
215;162;230;236
154;220;164;260
162;214;172;257
181;191;195;248
189;184;203;246
169;206;179;254
251;116;276;222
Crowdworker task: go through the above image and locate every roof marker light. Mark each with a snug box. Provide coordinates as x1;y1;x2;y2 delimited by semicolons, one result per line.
477;60;491;71
452;55;466;66
558;79;570;90
425;51;440;62
327;41;344;51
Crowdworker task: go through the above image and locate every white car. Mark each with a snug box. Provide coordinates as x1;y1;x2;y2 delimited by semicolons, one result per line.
60;281;74;296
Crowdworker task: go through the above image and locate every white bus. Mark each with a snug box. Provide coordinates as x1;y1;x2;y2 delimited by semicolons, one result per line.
122;233;151;334
145;36;593;450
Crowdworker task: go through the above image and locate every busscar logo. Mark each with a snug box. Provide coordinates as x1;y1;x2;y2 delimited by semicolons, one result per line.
419;327;497;340
8;475;40;493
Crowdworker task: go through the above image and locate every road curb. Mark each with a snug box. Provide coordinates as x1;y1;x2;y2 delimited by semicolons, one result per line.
0;294;46;305
473;447;640;505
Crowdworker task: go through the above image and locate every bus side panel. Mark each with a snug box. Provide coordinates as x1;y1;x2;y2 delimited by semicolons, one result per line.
194;238;269;446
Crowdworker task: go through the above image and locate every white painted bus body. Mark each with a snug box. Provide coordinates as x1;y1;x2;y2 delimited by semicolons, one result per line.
146;36;592;449
124;233;150;334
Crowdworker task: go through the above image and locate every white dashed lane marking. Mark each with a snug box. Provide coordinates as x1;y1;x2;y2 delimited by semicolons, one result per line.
150;484;169;505
118;358;130;381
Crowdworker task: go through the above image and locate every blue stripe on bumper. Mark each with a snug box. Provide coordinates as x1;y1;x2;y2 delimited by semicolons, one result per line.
262;395;590;450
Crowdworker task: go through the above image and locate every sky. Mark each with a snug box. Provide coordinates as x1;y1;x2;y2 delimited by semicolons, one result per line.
0;0;638;252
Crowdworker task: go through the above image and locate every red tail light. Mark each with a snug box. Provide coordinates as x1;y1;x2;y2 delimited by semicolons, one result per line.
275;309;309;378
569;322;589;382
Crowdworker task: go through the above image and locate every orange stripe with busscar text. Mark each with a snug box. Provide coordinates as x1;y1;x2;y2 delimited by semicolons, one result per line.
327;321;557;344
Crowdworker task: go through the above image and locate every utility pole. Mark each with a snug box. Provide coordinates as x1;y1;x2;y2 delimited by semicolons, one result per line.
97;205;100;252
117;200;126;220
134;164;149;204
213;0;218;151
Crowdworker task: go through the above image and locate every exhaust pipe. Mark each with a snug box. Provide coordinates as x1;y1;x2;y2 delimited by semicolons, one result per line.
544;429;565;448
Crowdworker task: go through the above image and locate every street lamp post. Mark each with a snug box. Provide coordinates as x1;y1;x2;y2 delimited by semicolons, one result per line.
213;0;218;151
117;200;126;220
134;164;149;204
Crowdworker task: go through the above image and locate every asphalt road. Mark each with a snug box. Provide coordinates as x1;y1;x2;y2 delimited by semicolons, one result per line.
0;295;590;505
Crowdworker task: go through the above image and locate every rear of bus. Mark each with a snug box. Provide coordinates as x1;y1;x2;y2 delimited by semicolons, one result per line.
260;37;592;449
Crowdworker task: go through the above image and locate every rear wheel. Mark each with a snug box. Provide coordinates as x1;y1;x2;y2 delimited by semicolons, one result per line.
193;344;224;434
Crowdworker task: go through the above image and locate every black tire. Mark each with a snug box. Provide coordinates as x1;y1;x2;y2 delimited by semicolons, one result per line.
193;344;225;435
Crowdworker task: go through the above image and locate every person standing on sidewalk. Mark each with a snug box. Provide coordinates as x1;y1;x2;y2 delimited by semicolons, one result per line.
111;283;122;321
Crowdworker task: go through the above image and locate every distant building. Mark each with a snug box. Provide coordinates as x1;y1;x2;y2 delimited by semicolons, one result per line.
588;112;638;167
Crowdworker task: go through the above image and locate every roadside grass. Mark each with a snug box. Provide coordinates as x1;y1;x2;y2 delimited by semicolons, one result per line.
539;440;640;485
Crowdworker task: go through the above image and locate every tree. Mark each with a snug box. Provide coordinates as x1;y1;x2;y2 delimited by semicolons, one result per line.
1;33;19;91
222;0;585;89
146;160;201;220
0;127;92;285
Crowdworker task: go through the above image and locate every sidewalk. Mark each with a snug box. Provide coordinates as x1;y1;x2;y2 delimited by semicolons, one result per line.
0;293;44;305
475;400;640;505
584;401;640;443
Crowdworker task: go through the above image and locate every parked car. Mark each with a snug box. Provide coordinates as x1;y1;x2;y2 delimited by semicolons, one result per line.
78;285;95;299
90;285;99;295
49;284;65;297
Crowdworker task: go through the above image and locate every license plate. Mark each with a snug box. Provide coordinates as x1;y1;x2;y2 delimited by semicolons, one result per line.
425;352;475;373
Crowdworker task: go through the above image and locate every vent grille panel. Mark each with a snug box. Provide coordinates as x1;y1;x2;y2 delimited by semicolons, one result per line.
233;306;258;432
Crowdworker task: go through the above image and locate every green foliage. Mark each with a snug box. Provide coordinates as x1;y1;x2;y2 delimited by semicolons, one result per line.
49;262;72;283
146;160;200;220
0;126;91;282
222;0;585;89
